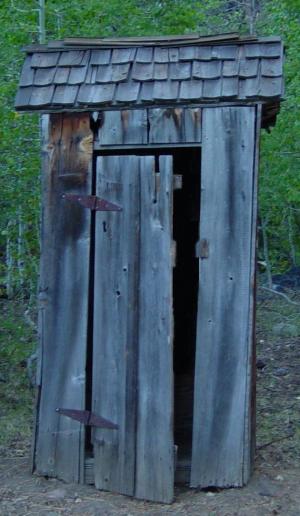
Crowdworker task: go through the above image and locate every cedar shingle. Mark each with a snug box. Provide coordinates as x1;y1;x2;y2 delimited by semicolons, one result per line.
136;47;153;63
153;81;179;101
239;77;260;98
132;63;154;81
77;83;115;104
179;80;203;100
260;76;283;97
19;57;34;86
139;82;154;102
53;67;70;84
153;47;169;63
68;66;88;84
222;60;239;77
261;58;282;77
112;48;136;63
15;86;33;108
211;45;238;60
195;46;212;61
192;60;221;79
34;67;56;86
261;43;282;58
29;86;55;106
239;59;259;78
95;64;130;83
31;52;60;68
168;48;179;62
221;77;239;98
203;78;221;98
111;64;130;82
179;46;196;61
153;63;169;80
116;82;140;102
169;62;191;80
90;49;111;65
58;51;89;67
52;85;79;105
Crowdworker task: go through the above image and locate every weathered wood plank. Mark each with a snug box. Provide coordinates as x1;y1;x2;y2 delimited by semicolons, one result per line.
135;155;174;503
148;108;201;144
191;106;256;488
184;108;202;142
34;112;93;483
244;104;262;480
97;110;147;145
93;156;140;496
148;108;184;143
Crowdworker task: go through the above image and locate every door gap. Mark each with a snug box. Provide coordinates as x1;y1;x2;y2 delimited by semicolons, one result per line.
173;148;201;483
85;152;97;454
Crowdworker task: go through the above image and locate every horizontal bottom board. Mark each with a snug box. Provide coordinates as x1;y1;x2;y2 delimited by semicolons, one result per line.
84;453;191;486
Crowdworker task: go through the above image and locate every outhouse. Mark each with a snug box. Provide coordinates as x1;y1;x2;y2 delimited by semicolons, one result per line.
16;33;284;503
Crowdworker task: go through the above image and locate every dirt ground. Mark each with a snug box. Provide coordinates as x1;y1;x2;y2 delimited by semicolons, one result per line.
1;290;300;515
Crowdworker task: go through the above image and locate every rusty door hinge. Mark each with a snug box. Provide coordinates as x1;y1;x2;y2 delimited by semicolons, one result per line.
62;193;122;212
56;408;118;429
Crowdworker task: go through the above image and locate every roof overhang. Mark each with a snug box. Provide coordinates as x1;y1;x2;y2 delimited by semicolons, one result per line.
15;33;284;128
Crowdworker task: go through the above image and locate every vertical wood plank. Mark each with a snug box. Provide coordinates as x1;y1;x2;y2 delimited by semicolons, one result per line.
191;106;256;488
244;104;262;481
97;110;147;145
148;108;202;144
148;108;184;143
93;156;140;496
34;112;93;483
184;108;202;142
135;155;174;503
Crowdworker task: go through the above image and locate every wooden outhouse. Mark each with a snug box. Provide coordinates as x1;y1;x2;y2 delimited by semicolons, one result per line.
16;33;284;503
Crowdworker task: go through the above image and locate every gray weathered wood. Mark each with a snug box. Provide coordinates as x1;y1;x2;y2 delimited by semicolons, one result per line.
29;85;55;107
135;155;174;503
93;156;140;496
184;108;202;142
115;82;140;103
34;112;93;483
78;84;115;105
244;104;262;480
34;67;56;86
148;108;201;144
203;79;222;98
53;67;70;84
191;106;256;488
52;85;79;105
97;110;147;145
148;108;184;143
153;81;179;101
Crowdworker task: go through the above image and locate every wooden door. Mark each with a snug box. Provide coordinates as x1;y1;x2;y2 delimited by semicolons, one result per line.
92;154;174;503
191;106;257;488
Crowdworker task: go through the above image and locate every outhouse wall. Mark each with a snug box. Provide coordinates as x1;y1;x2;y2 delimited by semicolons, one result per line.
33;104;260;502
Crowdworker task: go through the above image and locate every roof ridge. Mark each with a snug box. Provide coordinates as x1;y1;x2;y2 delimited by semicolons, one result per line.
23;33;285;54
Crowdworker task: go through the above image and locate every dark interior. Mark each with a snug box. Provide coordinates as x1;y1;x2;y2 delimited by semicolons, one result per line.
172;149;200;466
87;147;201;473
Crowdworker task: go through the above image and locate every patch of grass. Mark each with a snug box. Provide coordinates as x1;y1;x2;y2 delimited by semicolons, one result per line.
0;300;37;455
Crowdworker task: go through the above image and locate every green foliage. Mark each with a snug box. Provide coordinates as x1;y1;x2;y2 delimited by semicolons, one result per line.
0;0;299;298
258;0;300;271
0;300;36;453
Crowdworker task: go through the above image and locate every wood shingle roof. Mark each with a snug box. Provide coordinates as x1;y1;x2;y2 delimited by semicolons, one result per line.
15;34;284;112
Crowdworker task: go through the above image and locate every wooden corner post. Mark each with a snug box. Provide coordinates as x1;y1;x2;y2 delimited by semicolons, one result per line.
34;112;93;483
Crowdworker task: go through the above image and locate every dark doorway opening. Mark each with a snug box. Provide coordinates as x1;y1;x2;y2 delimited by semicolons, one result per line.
172;149;200;481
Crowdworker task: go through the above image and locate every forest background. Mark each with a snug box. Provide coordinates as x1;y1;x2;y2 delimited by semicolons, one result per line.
0;0;299;303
